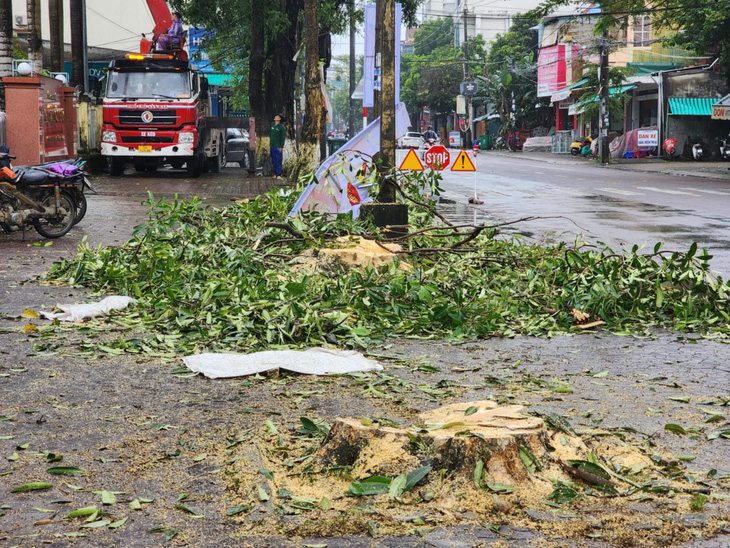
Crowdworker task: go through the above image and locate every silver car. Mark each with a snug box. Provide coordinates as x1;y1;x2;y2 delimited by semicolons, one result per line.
397;131;425;149
224;128;250;169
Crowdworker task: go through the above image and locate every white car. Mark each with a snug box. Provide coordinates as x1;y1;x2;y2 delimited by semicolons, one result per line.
397;132;425;149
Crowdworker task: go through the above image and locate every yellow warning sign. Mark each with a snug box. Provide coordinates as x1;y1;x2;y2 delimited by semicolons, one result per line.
450;150;476;172
399;148;425;171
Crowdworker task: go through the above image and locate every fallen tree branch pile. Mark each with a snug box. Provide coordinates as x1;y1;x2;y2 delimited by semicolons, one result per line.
44;186;730;354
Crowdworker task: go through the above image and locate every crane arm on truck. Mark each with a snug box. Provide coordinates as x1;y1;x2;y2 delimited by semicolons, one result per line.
140;0;188;61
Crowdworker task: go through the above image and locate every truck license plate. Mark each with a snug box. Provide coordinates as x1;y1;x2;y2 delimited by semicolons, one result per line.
138;145;152;153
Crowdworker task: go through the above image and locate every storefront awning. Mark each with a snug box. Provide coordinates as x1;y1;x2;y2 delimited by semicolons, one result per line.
668;97;715;116
550;78;588;103
206;73;239;87
711;93;730;120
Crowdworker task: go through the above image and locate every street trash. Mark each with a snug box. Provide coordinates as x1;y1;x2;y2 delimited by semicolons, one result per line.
182;348;383;379
40;295;137;322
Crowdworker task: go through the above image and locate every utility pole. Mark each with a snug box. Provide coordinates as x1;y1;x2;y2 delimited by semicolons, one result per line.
462;5;471;148
599;32;610;164
70;0;84;88
348;0;356;135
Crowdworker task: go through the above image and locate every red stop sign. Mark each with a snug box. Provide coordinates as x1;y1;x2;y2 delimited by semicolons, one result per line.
424;145;451;170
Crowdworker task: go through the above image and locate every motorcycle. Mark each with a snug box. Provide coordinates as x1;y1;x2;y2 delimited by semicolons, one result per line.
719;134;730;161
1;149;89;238
691;141;705;161
663;138;677;160
571;136;592;156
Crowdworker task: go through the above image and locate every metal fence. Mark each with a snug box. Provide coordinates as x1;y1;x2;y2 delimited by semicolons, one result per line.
0;110;6;146
551;131;572;154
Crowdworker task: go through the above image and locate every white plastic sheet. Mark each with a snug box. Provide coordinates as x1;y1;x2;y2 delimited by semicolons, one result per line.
40;295;137;322
182;348;383;379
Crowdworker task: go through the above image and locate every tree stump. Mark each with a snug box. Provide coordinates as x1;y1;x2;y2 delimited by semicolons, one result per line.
318;400;551;485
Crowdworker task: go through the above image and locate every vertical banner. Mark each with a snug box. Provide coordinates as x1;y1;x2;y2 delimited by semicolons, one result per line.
363;5;375;108
363;3;402;108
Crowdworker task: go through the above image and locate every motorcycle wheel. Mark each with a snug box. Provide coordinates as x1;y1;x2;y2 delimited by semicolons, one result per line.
33;193;76;239
570;147;579;156
64;190;87;226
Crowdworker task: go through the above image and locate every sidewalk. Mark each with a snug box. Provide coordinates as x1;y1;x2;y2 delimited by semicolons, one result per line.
490;150;730;181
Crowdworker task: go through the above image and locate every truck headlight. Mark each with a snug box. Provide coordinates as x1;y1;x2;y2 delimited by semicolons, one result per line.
179;132;195;144
102;131;117;143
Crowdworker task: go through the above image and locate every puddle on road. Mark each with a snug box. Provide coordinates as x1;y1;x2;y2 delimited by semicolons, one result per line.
437;200;493;226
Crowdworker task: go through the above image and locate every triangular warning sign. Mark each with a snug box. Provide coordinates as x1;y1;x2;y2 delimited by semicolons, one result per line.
399;148;425;171
450;150;476;172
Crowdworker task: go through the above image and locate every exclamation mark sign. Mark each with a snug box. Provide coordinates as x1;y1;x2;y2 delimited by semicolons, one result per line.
461;154;465;169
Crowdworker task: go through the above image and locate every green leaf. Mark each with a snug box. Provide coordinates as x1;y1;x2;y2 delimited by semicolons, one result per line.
67;506;98;518
485;482;516;494
547;483;579;504
192;453;207;462
81;519;111;528
175;504;202;516
257;486;270;501
109;517;128;529
226;504;250;516
101;490;117;505
10;482;52;493
405;466;432;492
259;468;274;480
669;397;690;403
665;423;687;434
592;371;609;378
348;476;392;496
464;406;479;416
389;474;407;498
474;459;484;488
8;452;18;462
129;499;142;511
46;466;85;476
320;497;332;510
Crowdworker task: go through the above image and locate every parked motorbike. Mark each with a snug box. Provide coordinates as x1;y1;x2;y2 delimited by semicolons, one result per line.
719;134;730;161
571;136;592;156
663;138;677;160
691;141;705;161
0;149;88;238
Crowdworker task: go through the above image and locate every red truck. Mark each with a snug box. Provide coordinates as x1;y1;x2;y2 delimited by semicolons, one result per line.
100;0;230;176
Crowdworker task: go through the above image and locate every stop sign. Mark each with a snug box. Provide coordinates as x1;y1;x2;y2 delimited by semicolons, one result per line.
424;145;450;170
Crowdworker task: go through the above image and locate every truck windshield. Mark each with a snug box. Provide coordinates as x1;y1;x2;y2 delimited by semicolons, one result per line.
107;71;191;99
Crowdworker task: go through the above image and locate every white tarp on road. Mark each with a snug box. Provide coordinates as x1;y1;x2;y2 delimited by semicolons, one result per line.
40;296;137;322
182;348;384;379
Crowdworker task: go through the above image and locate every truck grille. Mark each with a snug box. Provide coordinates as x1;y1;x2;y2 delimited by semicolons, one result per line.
118;109;177;126
121;136;175;144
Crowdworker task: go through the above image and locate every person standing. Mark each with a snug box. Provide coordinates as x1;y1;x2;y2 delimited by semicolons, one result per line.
270;114;286;180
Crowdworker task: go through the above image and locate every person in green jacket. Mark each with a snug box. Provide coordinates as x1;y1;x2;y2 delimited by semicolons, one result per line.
270;114;286;179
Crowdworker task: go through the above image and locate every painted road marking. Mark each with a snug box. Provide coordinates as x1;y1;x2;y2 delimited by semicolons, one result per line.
677;187;730;196
595;187;643;196
635;186;701;196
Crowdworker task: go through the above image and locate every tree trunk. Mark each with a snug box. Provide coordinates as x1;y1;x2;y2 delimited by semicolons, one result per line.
295;0;324;178
70;0;84;87
49;0;64;74
26;0;42;73
0;0;11;110
265;0;301;176
249;0;269;169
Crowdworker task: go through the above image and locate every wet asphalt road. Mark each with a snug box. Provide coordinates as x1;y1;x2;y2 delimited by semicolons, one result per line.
437;153;730;276
1;162;730;547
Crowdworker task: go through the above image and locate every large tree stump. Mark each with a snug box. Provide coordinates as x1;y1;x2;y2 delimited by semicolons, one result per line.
318;400;551;486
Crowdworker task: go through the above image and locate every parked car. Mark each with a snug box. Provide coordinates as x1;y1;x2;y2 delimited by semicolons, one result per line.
397;131;425;149
224;128;250;168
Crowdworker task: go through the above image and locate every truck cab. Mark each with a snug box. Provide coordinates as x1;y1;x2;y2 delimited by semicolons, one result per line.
101;54;223;176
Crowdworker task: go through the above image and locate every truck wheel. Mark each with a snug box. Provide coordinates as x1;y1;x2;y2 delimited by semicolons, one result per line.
186;156;202;178
207;148;223;173
170;159;185;169
109;158;125;176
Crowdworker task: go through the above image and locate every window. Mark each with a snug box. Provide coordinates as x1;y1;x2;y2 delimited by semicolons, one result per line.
634;15;651;46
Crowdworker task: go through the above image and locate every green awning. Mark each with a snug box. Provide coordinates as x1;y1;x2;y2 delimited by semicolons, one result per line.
668;97;715;116
205;73;239;87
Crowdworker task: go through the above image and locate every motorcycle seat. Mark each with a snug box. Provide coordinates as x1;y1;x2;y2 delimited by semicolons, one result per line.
14;168;54;186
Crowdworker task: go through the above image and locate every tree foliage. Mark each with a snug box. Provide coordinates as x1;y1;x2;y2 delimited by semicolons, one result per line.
479;15;553;133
